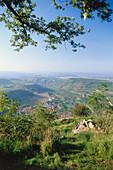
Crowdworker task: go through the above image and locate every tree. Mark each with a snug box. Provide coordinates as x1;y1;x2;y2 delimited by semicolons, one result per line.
0;0;112;51
88;83;110;115
30;102;57;140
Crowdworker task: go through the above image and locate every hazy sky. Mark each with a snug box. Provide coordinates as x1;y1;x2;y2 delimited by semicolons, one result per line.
0;0;113;73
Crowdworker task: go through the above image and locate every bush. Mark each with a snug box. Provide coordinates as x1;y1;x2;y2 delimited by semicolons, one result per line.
40;128;61;156
0;92;57;162
95;114;113;134
71;104;90;117
88;83;111;115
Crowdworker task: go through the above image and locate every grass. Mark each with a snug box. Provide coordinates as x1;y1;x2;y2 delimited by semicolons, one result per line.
0;115;113;169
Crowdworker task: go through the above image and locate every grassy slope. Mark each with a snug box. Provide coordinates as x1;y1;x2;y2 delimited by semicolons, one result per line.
1;116;112;169
51;116;113;169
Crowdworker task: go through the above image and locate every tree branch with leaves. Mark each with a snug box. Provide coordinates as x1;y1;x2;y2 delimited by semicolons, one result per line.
0;0;112;51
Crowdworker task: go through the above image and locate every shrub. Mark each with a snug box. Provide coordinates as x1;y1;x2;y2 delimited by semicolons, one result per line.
41;139;52;157
40;129;60;157
88;83;111;115
71;104;90;117
95;114;113;134
0;92;57;157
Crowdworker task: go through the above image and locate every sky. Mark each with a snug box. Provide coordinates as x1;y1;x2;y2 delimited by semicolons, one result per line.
0;0;113;74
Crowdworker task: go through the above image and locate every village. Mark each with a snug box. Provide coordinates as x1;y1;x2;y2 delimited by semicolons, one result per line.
19;92;89;119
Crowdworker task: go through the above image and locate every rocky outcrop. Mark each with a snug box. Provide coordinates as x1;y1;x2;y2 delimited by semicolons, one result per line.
72;119;95;133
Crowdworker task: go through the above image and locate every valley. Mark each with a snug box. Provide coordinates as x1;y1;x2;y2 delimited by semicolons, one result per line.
0;74;113;117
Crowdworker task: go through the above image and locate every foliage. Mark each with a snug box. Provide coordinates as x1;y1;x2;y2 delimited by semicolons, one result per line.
0;92;59;169
40;129;59;157
30;102;57;140
0;83;113;169
94;113;113;134
0;92;57;155
53;0;113;22
0;114;34;153
0;0;112;51
88;82;111;115
71;104;90;117
0;92;34;152
0;91;19;115
0;105;113;169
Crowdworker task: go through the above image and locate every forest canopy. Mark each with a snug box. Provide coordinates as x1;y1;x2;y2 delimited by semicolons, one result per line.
0;0;112;51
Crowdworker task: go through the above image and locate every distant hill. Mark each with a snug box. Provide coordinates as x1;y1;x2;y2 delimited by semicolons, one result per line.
25;84;53;93
28;77;113;104
0;79;13;86
1;71;113;80
0;76;113;106
32;77;113;92
0;78;53;105
7;89;35;104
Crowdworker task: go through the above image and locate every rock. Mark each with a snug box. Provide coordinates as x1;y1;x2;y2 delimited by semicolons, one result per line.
72;119;95;134
60;136;65;139
88;122;94;129
87;119;92;122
